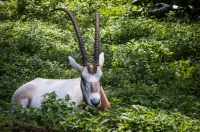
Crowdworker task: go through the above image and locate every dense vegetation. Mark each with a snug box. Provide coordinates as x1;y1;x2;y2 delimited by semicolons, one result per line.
1;0;200;131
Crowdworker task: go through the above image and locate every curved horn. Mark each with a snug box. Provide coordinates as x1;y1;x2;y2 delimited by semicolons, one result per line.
93;12;100;66
50;8;88;66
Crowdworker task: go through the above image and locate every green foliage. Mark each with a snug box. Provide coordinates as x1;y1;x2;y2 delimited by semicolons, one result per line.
0;0;200;131
2;93;199;131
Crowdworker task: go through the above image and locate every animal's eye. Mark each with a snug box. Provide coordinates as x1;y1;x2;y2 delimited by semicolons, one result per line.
81;77;86;85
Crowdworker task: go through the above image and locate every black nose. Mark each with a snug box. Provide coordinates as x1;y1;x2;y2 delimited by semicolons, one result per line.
91;98;100;107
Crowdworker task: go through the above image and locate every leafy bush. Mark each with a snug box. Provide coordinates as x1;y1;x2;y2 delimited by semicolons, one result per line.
1;92;199;131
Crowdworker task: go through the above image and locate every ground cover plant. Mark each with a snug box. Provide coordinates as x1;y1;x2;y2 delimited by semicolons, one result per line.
0;0;200;131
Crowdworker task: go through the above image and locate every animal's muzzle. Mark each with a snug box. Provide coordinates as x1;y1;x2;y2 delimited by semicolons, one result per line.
91;98;100;107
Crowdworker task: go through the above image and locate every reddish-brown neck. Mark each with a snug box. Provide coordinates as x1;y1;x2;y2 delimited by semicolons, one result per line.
98;87;111;111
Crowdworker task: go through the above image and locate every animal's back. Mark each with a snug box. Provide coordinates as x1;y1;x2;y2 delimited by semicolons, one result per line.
12;78;83;108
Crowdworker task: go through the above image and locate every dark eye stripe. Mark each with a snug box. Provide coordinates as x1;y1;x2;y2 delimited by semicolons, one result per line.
81;76;86;85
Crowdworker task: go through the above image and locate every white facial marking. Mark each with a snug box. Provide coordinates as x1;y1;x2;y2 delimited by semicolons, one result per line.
81;66;102;107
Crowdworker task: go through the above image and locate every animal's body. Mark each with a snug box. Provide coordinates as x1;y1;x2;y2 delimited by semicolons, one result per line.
12;78;82;108
12;8;110;111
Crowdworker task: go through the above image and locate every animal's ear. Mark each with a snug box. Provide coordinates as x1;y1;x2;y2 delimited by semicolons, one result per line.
68;56;83;74
99;52;104;68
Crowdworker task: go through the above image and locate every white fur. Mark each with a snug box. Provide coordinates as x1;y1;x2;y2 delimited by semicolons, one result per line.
30;78;82;108
68;56;81;73
81;67;102;107
20;98;29;108
12;53;105;109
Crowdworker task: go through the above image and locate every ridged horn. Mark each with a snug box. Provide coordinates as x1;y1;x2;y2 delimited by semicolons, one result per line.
93;12;100;66
50;8;88;66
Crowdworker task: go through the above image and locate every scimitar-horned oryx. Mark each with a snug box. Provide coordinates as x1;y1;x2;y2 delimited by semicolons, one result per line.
12;8;111;111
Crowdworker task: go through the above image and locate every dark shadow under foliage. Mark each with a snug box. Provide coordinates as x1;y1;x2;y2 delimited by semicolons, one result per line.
131;0;200;22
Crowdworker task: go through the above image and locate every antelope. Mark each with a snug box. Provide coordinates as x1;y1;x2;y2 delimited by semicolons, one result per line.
12;8;110;111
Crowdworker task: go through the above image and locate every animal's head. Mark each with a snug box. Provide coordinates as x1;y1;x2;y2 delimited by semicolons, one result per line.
51;8;103;108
